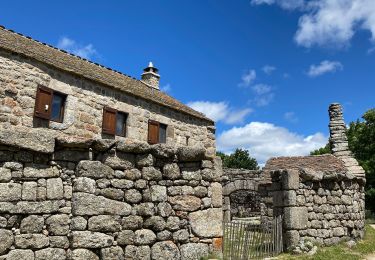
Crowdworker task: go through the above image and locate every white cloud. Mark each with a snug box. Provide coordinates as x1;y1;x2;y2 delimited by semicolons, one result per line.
262;65;277;75
160;84;171;93
57;36;97;59
252;0;375;48
250;84;274;106
187;101;252;124
284;111;299;123
217;121;327;164
239;69;257;87
307;60;343;77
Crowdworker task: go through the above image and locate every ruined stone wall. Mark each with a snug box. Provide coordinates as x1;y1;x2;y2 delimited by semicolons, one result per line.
0;140;223;260
0;49;215;156
271;169;365;250
222;168;272;222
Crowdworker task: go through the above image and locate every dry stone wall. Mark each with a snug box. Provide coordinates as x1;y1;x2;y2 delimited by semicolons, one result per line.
271;168;365;250
0;139;223;260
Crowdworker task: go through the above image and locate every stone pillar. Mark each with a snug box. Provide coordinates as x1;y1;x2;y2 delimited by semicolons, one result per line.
328;103;365;177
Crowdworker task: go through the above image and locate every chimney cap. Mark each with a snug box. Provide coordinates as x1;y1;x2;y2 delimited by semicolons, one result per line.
143;61;159;73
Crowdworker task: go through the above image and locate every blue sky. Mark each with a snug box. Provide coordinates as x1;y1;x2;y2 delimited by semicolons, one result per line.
2;0;375;163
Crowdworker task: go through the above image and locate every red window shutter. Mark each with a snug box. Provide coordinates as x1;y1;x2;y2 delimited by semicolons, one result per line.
148;120;159;144
34;86;53;120
102;107;117;135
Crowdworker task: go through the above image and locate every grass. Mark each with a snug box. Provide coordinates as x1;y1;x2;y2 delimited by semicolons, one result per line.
279;225;375;260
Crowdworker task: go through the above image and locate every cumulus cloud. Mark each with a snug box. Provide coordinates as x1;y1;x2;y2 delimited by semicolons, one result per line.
262;65;277;75
307;60;343;77
239;69;257;87
217;121;327;164
187;101;252;124
57;37;98;59
252;0;375;48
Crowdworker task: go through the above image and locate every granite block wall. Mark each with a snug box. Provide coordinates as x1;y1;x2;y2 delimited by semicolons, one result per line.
0;139;223;260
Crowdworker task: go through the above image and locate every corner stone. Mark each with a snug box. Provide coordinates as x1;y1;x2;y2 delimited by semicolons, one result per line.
189;208;222;237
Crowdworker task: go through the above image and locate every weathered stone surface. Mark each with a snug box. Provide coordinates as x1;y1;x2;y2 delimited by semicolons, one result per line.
93;139;117;152
173;229;189;242
122;215;143;230
100;246;124;260
73;177;96;193
124;189;142;204
111;179;134;189
72;231;114;248
72;249;99;260
72;192;131;216
124;245;150;260
134;229;156;245
117;230;135;245
300;168;324;181
20;215;44;233
156;230;172;241
136;154;154;167
150;144;177;158
35;248;66;260
162;163;181;180
284;207;308;230
0;128;55;153
157;202;173;217
100;188;124;200
15;234;49;249
0;229;13;254
209;182;222;207
0;167;11;182
180;243;209;260
189;208;222;237
117;141;151;154
123;169;142;180
88;215;121;232
182;170;202;181
45;214;70;235
0;200;64;214
70;216;87;230
0;216;6;227
7;249;35;260
135;203;155;217
46;178;64;200
142;167;162;181
49;236;69;248
22;181;37;201
144;216;166;232
169;195;201;211
150;185;167;202
23;165;59;178
151;241;180;260
165;216;180;231
54;150;89;162
76;161;114;179
0;182;21;201
177;146;205;162
281;169;299;190
102;152;135;170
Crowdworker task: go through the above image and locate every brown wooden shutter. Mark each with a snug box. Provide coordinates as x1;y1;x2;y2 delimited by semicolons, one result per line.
102;107;117;135
148;120;159;144
34;86;53;120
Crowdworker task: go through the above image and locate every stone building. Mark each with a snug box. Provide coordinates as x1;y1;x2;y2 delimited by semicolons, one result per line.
0;27;222;260
0;26;215;157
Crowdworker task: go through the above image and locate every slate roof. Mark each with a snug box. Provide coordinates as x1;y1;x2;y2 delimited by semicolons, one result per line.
264;154;347;173
0;26;213;124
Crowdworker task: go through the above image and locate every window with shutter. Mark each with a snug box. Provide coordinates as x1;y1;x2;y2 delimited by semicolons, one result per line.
148;120;159;144
159;123;167;143
102;107;117;135
34;86;53;120
116;112;128;137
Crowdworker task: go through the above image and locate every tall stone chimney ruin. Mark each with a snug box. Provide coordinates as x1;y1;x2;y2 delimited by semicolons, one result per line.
328;103;365;177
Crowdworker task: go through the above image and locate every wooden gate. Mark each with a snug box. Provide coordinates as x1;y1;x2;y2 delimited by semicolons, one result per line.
223;215;283;259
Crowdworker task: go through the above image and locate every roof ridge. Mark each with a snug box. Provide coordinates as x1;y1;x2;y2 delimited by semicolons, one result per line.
0;25;212;123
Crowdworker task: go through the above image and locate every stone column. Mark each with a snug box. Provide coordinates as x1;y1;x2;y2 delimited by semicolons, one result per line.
328;103;365;177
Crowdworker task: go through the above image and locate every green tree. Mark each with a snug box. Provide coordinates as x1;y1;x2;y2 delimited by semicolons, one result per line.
217;148;259;170
310;143;331;155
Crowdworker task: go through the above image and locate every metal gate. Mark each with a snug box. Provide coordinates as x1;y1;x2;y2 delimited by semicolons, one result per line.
223;215;283;259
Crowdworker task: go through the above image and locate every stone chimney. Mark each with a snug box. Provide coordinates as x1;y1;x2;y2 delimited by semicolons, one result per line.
141;62;160;90
328;103;365;177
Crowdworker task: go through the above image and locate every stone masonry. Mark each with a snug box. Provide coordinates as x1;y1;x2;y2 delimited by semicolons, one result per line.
0;137;223;260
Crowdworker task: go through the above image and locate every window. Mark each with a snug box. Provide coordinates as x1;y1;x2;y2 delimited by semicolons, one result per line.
34;86;66;122
102;107;128;136
148;120;167;144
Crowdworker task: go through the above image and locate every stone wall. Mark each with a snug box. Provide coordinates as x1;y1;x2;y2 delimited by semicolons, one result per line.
222;168;272;222
0;49;215;156
271;168;365;250
0;139;223;260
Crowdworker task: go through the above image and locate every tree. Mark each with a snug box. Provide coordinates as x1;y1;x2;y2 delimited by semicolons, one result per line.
217;148;259;170
310;143;331;155
311;108;375;213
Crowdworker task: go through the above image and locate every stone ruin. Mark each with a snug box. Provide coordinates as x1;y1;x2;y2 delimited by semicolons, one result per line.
0;136;223;260
222;103;366;250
